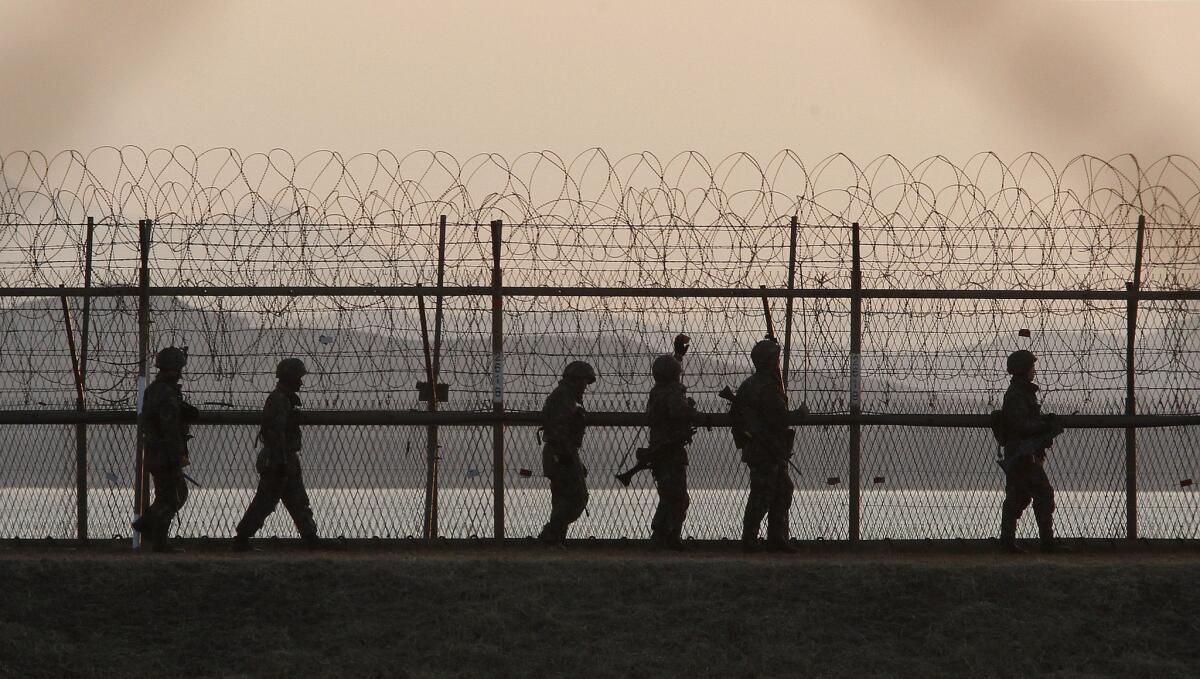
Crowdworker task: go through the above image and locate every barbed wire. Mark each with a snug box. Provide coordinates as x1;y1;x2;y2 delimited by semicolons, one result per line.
0;148;1195;424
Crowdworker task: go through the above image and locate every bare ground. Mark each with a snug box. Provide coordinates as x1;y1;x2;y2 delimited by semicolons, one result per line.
1;539;1198;679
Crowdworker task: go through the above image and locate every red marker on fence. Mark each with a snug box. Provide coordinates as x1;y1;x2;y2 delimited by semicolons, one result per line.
518;468;533;478
1182;479;1193;487
1018;329;1031;337
826;477;840;485
873;476;885;485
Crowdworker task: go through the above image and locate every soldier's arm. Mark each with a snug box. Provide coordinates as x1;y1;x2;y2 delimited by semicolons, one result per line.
540;390;571;445
155;391;187;461
260;392;291;451
666;385;700;423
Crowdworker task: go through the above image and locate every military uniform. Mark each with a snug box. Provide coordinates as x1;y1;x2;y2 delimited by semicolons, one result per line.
137;370;197;551
537;362;594;544
737;340;795;551
234;360;320;548
645;355;698;548
1000;374;1060;550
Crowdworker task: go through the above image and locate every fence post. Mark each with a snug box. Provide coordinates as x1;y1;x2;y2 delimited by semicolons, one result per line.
422;215;447;539
491;220;505;543
1125;214;1146;540
848;221;862;543
418;290;439;540
133;219;151;550
782;216;799;390
77;217;94;542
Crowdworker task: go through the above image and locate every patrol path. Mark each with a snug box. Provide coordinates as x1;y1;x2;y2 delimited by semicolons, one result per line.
2;542;1198;678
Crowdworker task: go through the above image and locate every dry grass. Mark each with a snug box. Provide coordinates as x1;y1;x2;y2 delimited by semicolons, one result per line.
1;542;1198;678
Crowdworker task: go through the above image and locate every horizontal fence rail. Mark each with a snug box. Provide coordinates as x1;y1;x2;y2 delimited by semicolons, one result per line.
3;286;1200;301
3;410;1200;429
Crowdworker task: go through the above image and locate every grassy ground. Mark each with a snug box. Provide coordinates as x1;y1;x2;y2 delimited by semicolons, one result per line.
1;541;1198;678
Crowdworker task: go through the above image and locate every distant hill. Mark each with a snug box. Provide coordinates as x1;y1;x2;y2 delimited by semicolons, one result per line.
0;295;1195;489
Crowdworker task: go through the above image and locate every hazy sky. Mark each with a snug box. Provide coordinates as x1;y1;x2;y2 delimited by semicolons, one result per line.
3;0;1199;164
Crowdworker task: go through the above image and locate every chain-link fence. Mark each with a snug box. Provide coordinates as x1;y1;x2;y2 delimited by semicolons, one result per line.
1;149;1197;541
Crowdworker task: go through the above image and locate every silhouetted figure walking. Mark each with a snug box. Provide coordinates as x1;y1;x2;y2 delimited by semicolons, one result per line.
133;346;199;553
233;358;324;551
998;350;1067;554
537;361;596;547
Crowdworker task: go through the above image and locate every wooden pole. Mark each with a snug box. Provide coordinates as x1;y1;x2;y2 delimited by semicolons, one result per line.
134;219;151;549
782;216;798;391
1125;214;1146;540
76;217;94;541
422;215;447;539
491;220;505;542
848;222;862;543
418;291;439;540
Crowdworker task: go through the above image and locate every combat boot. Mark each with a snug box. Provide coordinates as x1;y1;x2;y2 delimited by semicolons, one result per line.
131;514;149;536
301;534;329;550
231;535;259;552
150;523;181;553
999;510;1023;554
1040;540;1073;554
741;523;761;553
1035;513;1071;553
766;539;798;554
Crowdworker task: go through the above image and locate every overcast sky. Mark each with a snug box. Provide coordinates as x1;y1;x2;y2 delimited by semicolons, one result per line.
2;0;1199;165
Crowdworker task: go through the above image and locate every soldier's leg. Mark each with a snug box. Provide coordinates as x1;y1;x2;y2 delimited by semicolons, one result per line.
742;462;775;548
556;464;589;540
766;464;795;547
649;481;668;542
652;464;689;546
279;464;319;540
1027;463;1057;546
669;464;690;543
1000;466;1034;551
147;469;188;550
235;469;286;540
539;470;567;542
649;465;672;542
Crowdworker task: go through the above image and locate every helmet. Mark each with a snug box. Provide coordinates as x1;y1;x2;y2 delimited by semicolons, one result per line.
652;354;682;383
750;338;780;369
1006;350;1036;376
276;357;308;381
561;360;597;384
155;346;188;371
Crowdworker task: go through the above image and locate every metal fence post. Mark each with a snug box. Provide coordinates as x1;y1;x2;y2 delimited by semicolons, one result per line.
1125;214;1146;540
491;220;505;542
133;219;151;549
848;221;862;543
422;215;447;539
77;217;94;541
782;216;799;390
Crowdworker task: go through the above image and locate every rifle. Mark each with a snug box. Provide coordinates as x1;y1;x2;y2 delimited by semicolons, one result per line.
996;420;1065;474
615;419;699;486
761;289;809;416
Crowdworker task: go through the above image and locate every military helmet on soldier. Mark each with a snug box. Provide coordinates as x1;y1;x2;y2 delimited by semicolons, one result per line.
1006;350;1036;376
652;354;682;383
750;338;781;369
276;357;308;381
562;360;597;384
155;346;188;371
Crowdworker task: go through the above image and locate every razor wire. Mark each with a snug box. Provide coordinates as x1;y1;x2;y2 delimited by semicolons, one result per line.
0;149;1197;540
